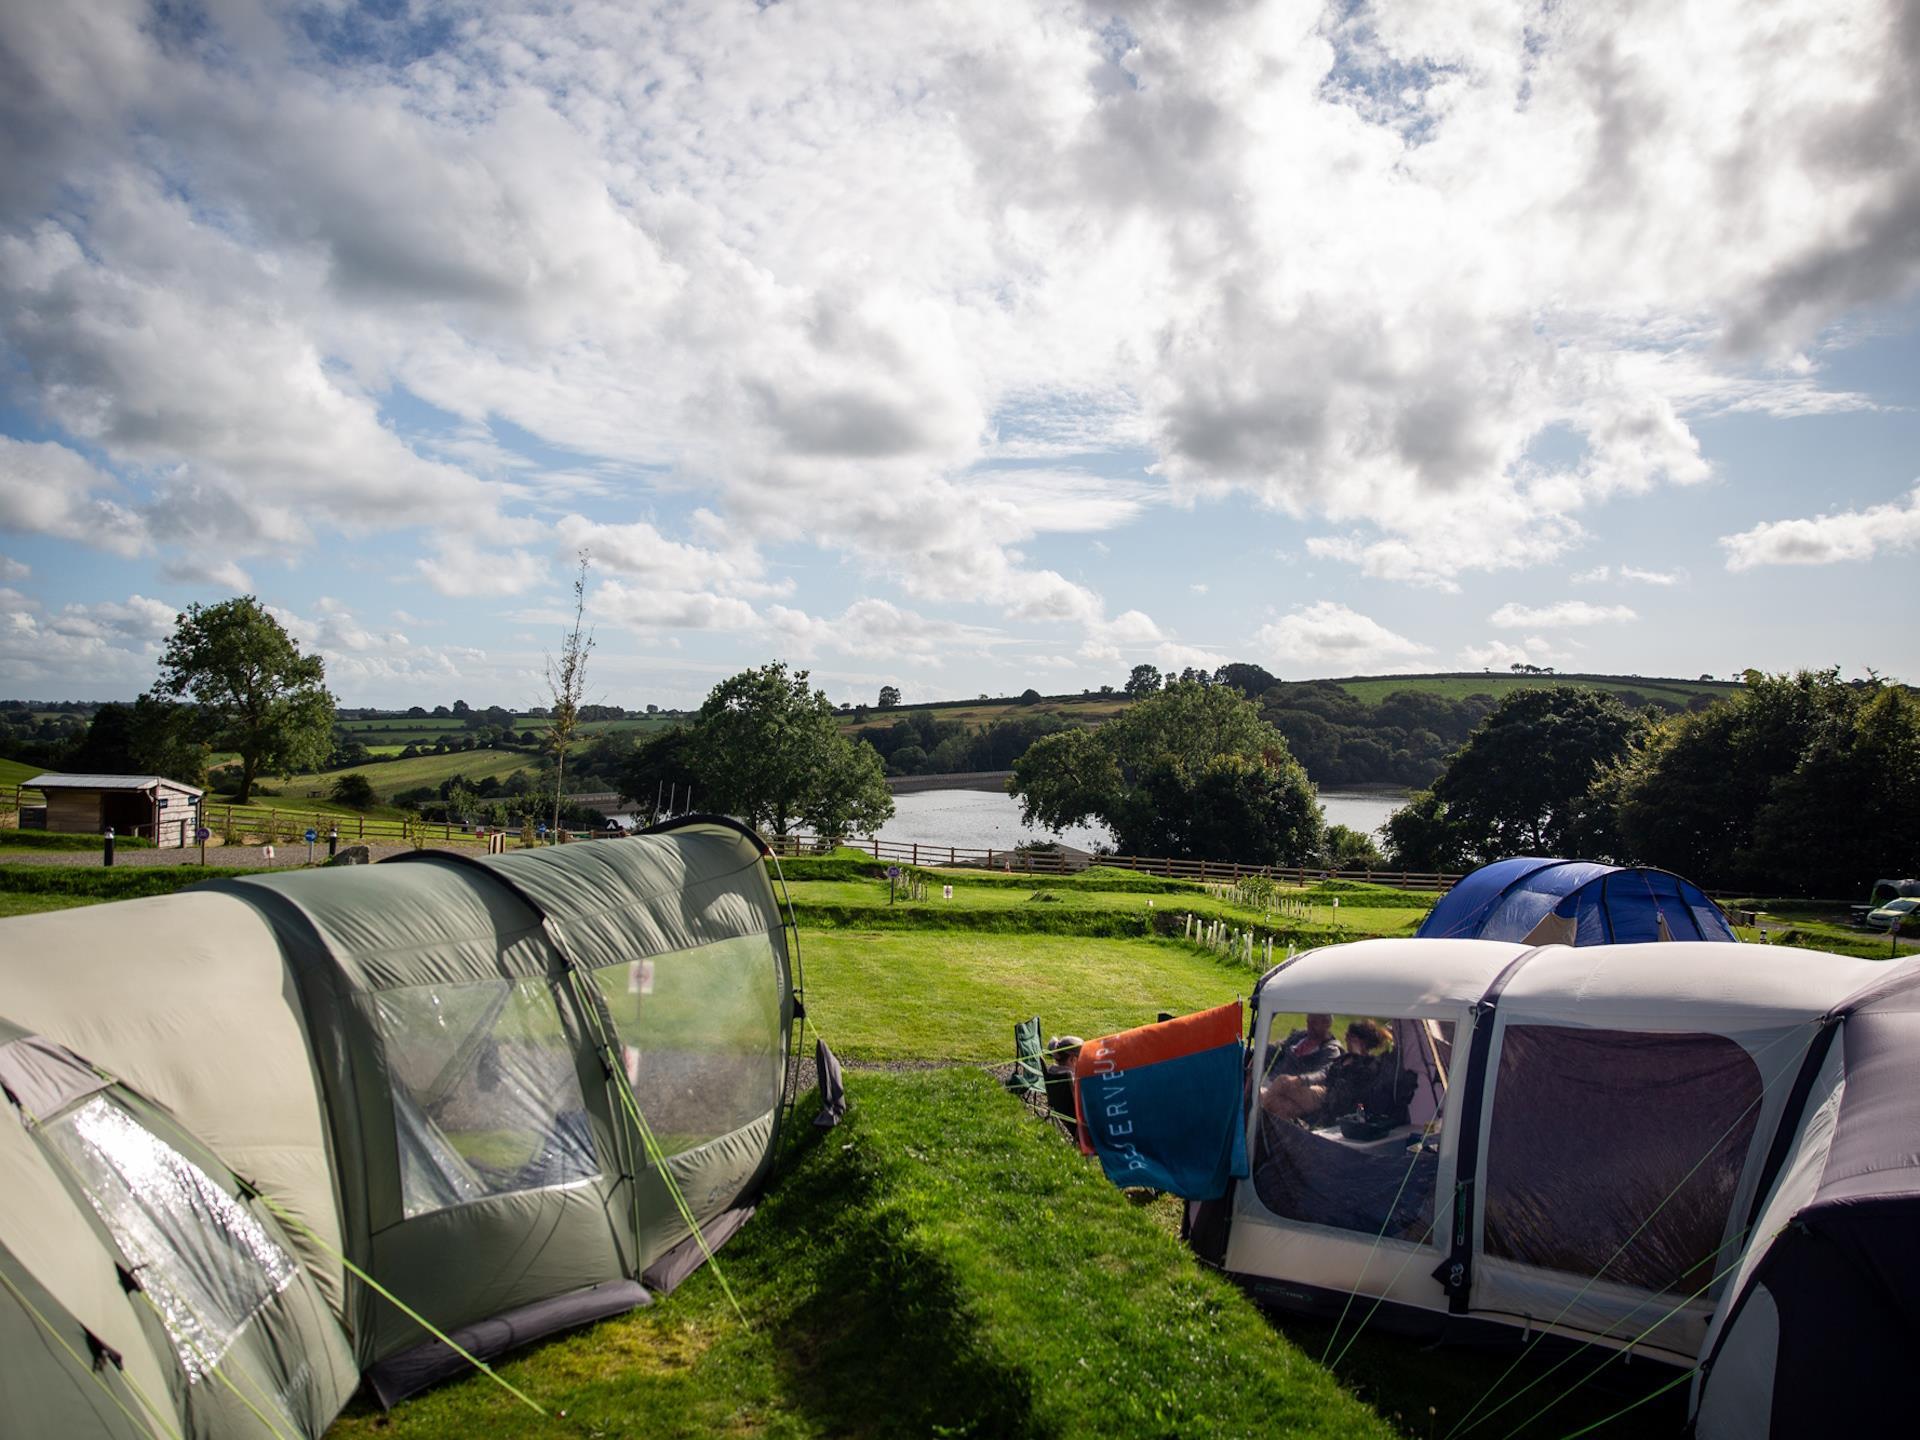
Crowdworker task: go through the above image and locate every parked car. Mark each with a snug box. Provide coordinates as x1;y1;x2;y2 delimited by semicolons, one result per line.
1864;896;1920;932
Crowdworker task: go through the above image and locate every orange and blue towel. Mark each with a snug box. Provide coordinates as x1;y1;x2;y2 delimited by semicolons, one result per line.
1071;1002;1249;1199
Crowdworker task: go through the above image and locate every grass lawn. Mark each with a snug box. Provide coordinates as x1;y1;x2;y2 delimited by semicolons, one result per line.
783;878;1426;944
797;930;1259;1063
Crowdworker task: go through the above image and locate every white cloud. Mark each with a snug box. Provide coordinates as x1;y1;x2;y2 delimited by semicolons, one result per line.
1618;565;1683;586
0;555;27;581
0;0;1916;679
766;598;1008;666
1720;483;1920;569
160;556;252;592
1459;634;1575;670
416;539;543;599
0;590;177;691
1573;563;1683;586
1252;602;1433;672
1489;601;1638;629
0;438;147;556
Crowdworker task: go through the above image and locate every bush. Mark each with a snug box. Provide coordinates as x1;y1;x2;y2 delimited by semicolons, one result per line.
329;772;378;809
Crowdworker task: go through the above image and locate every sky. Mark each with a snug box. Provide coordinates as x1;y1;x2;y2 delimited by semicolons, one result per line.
0;0;1916;712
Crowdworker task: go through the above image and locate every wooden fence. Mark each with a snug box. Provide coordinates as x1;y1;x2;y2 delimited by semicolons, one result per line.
0;783;1448;890
764;831;1466;891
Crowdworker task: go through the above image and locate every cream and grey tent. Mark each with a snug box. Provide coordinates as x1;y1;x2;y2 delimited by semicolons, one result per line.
1199;936;1920;1436
0;816;798;1431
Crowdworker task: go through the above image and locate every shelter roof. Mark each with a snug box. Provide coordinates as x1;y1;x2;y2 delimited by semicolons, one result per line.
1258;938;1913;1029
1502;942;1898;1029
1256;937;1526;1016
26;773;204;796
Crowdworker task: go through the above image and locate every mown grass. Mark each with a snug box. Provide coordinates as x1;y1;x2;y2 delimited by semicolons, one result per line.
776;865;1430;948
797;931;1259;1063
328;1072;1398;1440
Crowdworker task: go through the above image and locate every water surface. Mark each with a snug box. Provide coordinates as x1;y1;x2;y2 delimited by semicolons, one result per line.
874;786;1406;854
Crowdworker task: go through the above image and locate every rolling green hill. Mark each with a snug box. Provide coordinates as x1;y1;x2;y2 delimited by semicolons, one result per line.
1328;671;1741;706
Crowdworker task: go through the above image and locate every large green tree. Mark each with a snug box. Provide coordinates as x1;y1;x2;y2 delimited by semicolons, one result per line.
1405;686;1648;863
689;663;893;838
1011;680;1321;863
154;597;334;803
1614;670;1920;895
1380;789;1473;872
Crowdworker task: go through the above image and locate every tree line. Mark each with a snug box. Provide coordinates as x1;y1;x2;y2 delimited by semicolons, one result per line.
1383;672;1918;898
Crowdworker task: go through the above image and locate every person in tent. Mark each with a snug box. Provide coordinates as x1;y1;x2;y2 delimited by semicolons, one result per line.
1266;1013;1342;1082
1262;1019;1391;1126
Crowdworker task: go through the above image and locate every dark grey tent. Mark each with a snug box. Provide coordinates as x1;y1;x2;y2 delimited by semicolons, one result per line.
1693;962;1920;1435
0;817;798;1430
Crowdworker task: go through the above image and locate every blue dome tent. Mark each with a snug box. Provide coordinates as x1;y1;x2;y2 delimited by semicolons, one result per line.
1417;857;1736;945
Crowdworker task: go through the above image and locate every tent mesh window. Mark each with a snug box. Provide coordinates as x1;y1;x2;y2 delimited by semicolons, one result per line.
1482;1025;1763;1294
590;935;786;1157
1252;1018;1453;1242
44;1095;300;1382
374;977;599;1219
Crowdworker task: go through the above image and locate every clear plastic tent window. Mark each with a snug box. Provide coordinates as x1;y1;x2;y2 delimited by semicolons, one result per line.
592;934;784;1158
1252;1018;1453;1243
375;977;599;1220
45;1096;299;1383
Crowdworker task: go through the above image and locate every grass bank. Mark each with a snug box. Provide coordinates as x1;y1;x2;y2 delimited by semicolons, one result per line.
328;1071;1396;1440
0;862;260;900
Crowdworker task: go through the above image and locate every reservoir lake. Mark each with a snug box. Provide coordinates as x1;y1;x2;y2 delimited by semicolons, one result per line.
875;787;1405;854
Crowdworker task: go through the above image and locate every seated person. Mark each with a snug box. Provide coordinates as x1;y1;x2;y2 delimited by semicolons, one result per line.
1043;1035;1084;1129
1261;1018;1392;1126
1266;1013;1342;1082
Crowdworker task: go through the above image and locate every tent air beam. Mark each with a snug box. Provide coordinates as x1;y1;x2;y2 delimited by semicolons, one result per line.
366;1278;651;1407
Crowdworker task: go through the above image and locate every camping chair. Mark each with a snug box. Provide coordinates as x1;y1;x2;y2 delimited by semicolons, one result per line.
1010;1017;1080;1140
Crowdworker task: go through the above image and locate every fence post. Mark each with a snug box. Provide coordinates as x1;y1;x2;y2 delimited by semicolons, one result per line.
359;815;365;839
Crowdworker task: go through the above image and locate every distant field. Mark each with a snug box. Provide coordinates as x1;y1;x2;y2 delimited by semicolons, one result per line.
336;714;675;744
276;747;537;801
1329;672;1741;706
0;757;47;787
837;693;1128;734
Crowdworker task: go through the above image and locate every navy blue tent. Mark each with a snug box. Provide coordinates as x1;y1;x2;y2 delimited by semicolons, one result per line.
1418;857;1736;945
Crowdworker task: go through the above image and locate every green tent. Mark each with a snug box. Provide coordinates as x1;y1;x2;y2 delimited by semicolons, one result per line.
0;817;797;1426
0;1017;358;1439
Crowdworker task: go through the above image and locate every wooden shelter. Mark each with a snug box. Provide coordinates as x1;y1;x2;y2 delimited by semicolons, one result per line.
26;773;204;847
